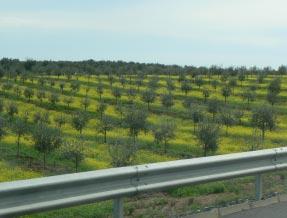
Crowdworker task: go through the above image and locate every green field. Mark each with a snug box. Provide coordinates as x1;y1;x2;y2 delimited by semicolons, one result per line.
1;71;286;217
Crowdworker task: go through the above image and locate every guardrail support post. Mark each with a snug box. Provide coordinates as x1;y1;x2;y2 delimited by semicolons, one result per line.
255;174;263;200
113;198;124;218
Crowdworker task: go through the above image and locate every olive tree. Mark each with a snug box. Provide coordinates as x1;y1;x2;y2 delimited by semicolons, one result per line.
251;105;276;140
211;80;219;90
59;82;65;94
148;77;159;90
257;74;265;84
248;128;263;151
49;79;55;87
12;118;27;157
2;82;13;95
234;109;244;125
266;78;281;106
127;88;137;104
161;93;174;110
84;87;90;97
70;81;80;93
81;97;91;111
207;98;221;120
6;102;18;120
63;96;74;108
136;72;145;89
115;102;125;123
266;91;278;106
221;86;231;104
0;100;4;113
108;138;137;167
152;119;176;153
241;89;256;107
14;86;22;97
71;111;89;134
220;72;229;83
141;89;156;110
54;114;67;129
36;90;46;103
33;111;50;124
181;80;192;95
96;101;107;120
32;123;62;169
97;115;114;143
197;121;220;156
194;75;204;89
189;105;204;133
112;87;122;104
268;78;281;95
178;73;186;82
24;87;34;102
38;77;45;86
48;92;59;106
96;82;104;100
108;73;114;87
238;72;245;86
123;107;148;144
119;75;127;88
61;138;85;172
202;88;210;102
218;109;235;135
166;79;175;92
228;78;237;93
0;116;7;151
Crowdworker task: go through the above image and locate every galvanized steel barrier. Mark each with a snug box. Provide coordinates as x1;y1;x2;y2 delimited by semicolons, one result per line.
1;147;287;217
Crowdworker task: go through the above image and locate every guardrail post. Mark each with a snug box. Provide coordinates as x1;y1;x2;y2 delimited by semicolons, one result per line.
113;198;124;218
255;174;263;200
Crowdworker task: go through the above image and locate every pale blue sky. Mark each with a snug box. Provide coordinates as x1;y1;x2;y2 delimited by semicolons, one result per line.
0;0;286;67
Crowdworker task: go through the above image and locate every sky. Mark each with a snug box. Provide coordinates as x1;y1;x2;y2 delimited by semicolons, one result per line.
0;0;286;68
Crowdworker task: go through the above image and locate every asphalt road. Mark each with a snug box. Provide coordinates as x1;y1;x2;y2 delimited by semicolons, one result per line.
223;202;287;218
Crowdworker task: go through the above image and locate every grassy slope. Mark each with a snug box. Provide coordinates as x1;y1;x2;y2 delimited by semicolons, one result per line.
1;74;287;217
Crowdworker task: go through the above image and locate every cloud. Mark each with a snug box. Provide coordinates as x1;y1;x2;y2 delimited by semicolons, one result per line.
1;0;287;30
0;0;286;66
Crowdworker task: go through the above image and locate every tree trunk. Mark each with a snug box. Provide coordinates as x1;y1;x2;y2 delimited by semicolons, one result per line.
75;156;78;172
43;152;46;170
262;128;265;140
204;144;207;156
17;135;20;158
104;130;107;143
133;134;136;145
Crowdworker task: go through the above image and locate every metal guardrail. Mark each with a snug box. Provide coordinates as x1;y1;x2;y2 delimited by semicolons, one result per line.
1;147;287;217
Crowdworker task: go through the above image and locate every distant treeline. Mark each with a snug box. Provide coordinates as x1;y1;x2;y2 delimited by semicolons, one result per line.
0;58;286;77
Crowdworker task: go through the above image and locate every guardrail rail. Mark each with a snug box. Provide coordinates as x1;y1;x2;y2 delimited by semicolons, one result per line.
1;147;287;217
